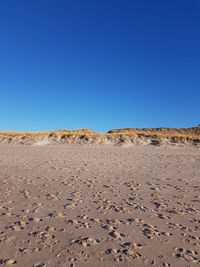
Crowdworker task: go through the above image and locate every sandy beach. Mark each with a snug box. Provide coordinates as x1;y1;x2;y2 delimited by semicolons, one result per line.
0;144;200;267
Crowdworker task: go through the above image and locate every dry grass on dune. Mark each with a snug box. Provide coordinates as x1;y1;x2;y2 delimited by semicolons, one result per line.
0;126;200;144
107;126;200;142
0;128;96;137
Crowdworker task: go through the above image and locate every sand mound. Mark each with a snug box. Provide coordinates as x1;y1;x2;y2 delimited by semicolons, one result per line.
32;138;52;146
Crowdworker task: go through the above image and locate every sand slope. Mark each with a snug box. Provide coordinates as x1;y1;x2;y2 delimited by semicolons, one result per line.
0;144;200;266
0;126;200;147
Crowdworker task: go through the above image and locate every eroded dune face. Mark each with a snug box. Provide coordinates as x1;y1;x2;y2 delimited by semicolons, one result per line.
0;144;200;267
0;126;200;147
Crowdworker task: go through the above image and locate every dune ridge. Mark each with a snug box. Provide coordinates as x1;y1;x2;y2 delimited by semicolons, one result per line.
0;126;200;146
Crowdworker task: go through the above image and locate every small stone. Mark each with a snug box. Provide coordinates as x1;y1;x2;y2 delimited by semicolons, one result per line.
112;248;118;254
33;263;46;267
109;230;122;239
127;247;136;256
88;238;97;244
82;241;88;247
6;259;16;265
12;225;21;231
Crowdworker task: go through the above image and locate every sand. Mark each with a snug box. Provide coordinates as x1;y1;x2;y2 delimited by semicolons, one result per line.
0;144;200;267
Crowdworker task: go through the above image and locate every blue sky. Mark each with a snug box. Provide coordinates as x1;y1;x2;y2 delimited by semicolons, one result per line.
0;0;199;132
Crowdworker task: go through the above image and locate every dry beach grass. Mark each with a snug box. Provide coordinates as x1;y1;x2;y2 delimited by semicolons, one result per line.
0;126;200;146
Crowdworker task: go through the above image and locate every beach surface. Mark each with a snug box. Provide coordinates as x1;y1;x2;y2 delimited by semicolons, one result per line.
0;144;200;267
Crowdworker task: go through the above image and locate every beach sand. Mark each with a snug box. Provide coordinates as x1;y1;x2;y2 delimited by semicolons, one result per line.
0;144;200;267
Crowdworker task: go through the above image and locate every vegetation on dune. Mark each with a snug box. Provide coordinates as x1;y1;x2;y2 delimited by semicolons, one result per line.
107;126;200;142
0;126;200;143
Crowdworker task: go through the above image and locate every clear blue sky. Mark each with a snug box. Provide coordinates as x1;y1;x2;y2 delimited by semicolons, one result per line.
0;0;199;132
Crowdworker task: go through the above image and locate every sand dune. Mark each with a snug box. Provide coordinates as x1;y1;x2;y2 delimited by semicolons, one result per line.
0;144;200;266
0;126;200;147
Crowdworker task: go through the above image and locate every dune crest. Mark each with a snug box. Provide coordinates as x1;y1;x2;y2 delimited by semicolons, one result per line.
0;126;199;147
